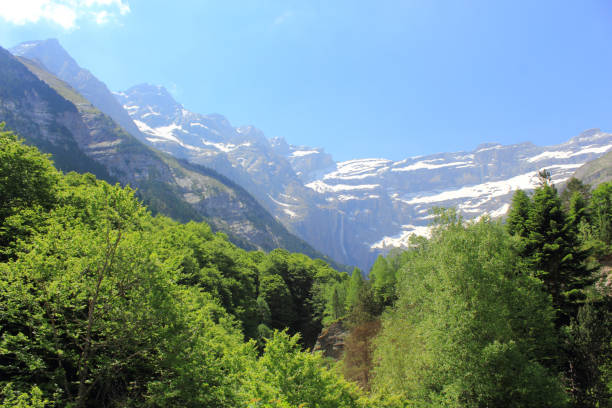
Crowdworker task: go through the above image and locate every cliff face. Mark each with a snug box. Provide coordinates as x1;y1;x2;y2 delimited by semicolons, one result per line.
0;47;331;260
313;320;348;360
572;148;612;187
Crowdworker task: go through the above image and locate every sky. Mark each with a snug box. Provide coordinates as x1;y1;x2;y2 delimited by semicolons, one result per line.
1;0;611;161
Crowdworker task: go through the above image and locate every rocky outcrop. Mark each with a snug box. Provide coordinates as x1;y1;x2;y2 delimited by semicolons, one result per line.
312;320;348;360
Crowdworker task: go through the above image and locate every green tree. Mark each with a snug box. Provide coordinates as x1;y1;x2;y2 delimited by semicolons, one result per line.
373;219;567;407
369;257;397;307
507;189;531;237
524;174;591;325
565;300;612;408
0;174;251;407
568;191;590;231
561;177;591;211
0;125;60;255
590;182;612;246
346;268;365;312
259;273;297;331
240;331;366;408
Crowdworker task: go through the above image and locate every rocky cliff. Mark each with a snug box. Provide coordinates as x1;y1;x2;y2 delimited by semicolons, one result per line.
0;46;331;261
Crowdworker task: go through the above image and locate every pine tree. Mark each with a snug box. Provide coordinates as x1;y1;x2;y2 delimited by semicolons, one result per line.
589;182;612;246
567;191;589;231
331;286;344;321
345;268;364;312
507;189;531;237
561;177;591;211
369;256;397;306
525;173;592;326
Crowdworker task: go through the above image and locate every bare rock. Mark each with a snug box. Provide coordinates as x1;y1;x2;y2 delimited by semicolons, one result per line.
313;320;348;360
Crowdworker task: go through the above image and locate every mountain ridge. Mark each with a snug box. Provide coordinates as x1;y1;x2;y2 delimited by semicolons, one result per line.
1;45;339;268
11;38;612;271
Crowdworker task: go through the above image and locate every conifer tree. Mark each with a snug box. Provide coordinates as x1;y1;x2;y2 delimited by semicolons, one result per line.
567;191;589;231
589;182;612;246
369;256;397;306
507;189;531;237
561;177;591;210
345;268;364;312
331;286;344;321
524;171;591;325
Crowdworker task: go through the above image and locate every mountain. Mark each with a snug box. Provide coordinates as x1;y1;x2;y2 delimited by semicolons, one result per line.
0;45;333;264
115;79;612;269
11;39;612;271
112;84;355;266
11;39;143;142
300;129;612;260
113;85;612;270
572;143;612;186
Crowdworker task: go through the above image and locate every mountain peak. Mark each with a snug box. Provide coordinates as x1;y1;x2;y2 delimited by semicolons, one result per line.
127;83;172;96
11;38;60;53
120;83;182;118
10;38;83;80
567;128;605;144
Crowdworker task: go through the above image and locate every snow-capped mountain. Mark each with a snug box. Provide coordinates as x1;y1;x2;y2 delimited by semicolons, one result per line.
113;84;322;227
117;84;612;269
12;39;612;271
114;83;612;271
303;129;612;259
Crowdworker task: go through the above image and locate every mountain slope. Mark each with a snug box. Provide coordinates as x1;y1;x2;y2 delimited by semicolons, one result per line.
572;148;612;186
0;46;335;264
11;39;144;142
12;40;334;254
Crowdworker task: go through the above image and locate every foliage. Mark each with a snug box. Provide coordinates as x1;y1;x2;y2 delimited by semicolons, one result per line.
0;134;363;407
561;177;591;211
0;385;47;408
4;127;611;407
506;189;530;237
372;218;568;407
565;299;612;407
240;331;366;408
590;182;612;247
508;178;592;326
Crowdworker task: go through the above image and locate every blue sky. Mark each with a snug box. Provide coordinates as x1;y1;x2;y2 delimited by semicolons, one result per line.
1;0;611;161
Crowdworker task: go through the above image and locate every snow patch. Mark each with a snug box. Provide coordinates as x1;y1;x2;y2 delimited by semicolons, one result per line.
268;194;295;208
476;144;504;152
489;203;510;218
323;158;391;180
200;140;250;153
527;145;612;162
134;120;182;143
392;160;475;172
401;172;540;205
283;208;298;218
370;225;432;250
305;180;380;194
291;150;319;157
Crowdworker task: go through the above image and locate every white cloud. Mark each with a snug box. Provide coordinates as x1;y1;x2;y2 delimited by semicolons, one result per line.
93;10;109;24
0;0;130;29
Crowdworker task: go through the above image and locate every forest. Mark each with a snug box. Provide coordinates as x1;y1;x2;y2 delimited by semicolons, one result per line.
0;124;611;407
